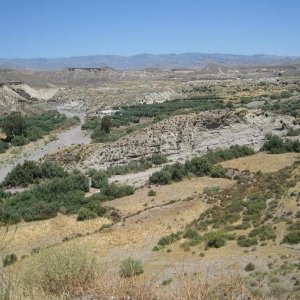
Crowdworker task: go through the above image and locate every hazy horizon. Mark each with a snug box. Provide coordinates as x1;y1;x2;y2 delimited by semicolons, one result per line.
1;51;300;60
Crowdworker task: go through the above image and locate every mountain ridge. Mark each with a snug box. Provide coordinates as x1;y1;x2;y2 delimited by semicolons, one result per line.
1;52;299;70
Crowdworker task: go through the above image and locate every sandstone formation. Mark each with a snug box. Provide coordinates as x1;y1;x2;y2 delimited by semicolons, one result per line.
81;109;294;169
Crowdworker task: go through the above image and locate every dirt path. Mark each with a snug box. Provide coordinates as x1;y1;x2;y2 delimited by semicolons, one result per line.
109;167;162;187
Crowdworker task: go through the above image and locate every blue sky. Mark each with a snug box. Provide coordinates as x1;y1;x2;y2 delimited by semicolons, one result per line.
0;0;299;58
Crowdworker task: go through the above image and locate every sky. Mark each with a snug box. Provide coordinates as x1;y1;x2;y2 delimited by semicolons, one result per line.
0;0;299;58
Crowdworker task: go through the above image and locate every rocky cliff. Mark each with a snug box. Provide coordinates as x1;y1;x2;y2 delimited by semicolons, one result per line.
79;109;294;169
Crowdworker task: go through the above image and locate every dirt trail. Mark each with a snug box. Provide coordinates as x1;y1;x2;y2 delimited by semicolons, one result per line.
109;167;162;187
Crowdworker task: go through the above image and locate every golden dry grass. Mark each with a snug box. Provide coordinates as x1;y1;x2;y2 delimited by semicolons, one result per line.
0;214;111;257
220;152;299;173
104;176;234;216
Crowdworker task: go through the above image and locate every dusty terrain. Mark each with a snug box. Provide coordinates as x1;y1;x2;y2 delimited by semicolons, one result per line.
1;64;300;298
2;153;300;299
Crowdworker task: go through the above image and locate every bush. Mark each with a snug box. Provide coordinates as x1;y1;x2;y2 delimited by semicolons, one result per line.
244;192;267;218
210;165;226;178
101;116;112;133
149;170;172;185
91;171;109;189
97;183;134;201
148;145;254;185
237;237;258;247
148;190;156;197
1;112;26;140
3;253;17;267
0;111;73;149
11;135;28;146
286;128;300;137
245;262;255;272
167;162;187;182
0;172;92;224
185;157;212;177
283;231;300;244
83;200;107;217
119;257;144;278
26;126;44;141
151;153;168;165
104;159;152;176
77;208;97;221
261;134;300;154
2;160;68;188
0;140;9;153
183;229;200;240
21;245;99;295
249;225;276;241
204;230;227;248
158;233;181;246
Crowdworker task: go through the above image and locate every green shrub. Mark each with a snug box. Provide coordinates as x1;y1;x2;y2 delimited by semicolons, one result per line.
148;145;254;185
283;231;300;244
119;257;144;278
3;253;17;267
249;225;276;241
91;171;109;189
158;233;181;246
2;161;68;188
0;172;91;224
11;135;28;146
237;237;258;247
261;134;300;154
210;165;226;178
99;183;134;200
185;157;212;177
204;145;255;164
1;112;26;140
245;262;255;272
161;278;172;285
286;128;300;137
148;190;156;197
151;153;168;165
77;208;97;221
26;126;44;141
183;229;200;240
101;116;112;133
168;162;187;182
244;193;267;217
204;230;227;248
149;170;172;185
0;140;9;153
104;159;152;176
0;111;73;151
83;200;107;217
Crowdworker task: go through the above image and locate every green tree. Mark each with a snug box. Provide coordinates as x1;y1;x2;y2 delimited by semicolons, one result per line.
2;112;26;140
101;116;112;133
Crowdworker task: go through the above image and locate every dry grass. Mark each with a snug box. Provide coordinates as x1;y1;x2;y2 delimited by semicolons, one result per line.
104;176;234;216
0;244;251;300
18;245;99;297
169;268;249;300
0;214;111;257
220;152;299;173
0;256;255;300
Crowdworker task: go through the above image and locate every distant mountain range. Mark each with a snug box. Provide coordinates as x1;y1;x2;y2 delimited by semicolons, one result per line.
0;53;299;70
